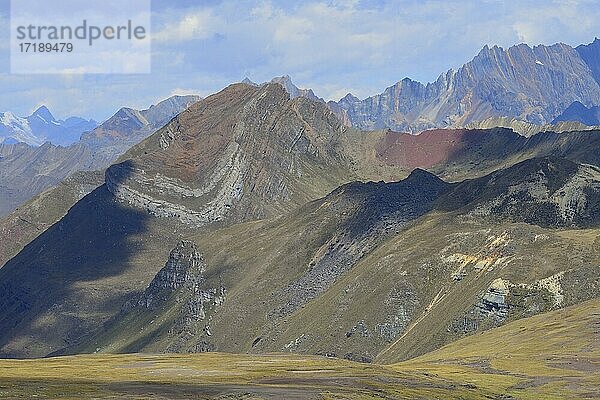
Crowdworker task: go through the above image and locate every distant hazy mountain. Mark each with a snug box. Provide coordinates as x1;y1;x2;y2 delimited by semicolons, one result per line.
0;106;97;146
269;75;324;103
0;142;97;216
81;95;201;142
79;94;201;174
329;40;600;132
0;95;200;217
552;101;600;125
241;75;323;103
240;77;258;86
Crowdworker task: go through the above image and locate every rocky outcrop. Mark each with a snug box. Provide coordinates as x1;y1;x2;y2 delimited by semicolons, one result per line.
121;241;226;352
441;157;600;228
124;241;206;310
273;169;449;317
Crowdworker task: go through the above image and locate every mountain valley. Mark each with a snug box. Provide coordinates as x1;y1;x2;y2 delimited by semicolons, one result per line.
0;35;599;399
0;82;598;372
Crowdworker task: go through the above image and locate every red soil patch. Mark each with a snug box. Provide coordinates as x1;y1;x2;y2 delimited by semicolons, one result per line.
376;129;488;169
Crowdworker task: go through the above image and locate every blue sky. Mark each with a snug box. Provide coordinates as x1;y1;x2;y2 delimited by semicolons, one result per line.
0;0;599;121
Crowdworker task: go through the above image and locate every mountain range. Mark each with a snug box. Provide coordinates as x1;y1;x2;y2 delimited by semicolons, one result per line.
328;39;600;132
4;39;600;149
0;82;598;366
4;39;600;218
0;106;97;146
0;38;599;399
0;95;200;216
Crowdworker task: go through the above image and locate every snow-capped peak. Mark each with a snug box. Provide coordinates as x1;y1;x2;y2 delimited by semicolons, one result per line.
0;111;27;127
0;111;41;145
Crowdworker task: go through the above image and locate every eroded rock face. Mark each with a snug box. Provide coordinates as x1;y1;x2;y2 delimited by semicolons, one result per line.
477;279;510;318
121;240;226;352
125;241;206;310
450;273;569;337
106;83;351;227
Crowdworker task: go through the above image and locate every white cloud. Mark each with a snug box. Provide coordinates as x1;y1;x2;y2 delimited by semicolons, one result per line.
2;0;600;118
168;88;202;97
153;9;220;43
510;0;600;45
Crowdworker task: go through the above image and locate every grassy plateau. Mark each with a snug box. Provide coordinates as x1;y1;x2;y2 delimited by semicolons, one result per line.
0;299;597;399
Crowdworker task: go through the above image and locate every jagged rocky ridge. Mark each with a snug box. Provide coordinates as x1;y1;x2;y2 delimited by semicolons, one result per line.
329;40;600;132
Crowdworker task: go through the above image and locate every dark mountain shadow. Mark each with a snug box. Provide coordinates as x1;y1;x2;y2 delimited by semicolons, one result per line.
0;164;155;358
436;156;600;228
444;128;600;173
442;128;527;168
272;169;450;317
338;169;449;238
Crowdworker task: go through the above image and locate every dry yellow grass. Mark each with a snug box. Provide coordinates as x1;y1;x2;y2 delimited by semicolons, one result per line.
395;298;600;399
1;300;598;398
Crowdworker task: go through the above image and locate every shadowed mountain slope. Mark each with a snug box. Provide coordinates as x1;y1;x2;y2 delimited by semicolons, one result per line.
374;127;600;181
440;157;600;228
63;158;600;364
0;181;194;357
0;170;104;269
